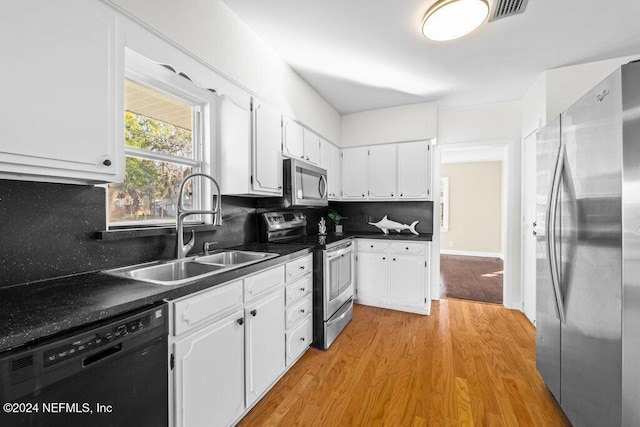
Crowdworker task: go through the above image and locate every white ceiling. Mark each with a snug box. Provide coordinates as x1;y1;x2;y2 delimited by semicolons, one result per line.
221;0;640;114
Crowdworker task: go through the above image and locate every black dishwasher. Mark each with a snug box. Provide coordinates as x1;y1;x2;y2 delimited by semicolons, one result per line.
0;303;168;427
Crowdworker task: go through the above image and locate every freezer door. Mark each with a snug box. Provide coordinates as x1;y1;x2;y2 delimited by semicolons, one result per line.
535;115;562;403
560;69;623;427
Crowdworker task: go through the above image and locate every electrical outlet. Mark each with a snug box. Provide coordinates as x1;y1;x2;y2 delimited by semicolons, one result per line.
449;240;454;247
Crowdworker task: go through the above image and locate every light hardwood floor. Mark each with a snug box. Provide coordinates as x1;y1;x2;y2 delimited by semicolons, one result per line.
238;300;570;426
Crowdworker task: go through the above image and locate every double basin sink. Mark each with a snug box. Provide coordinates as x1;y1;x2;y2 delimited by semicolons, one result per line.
104;250;279;286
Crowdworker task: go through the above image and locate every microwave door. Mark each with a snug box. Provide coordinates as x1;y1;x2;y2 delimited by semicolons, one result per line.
295;167;325;201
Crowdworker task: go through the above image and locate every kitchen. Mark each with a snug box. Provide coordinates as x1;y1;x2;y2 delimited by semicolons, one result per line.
1;0;639;426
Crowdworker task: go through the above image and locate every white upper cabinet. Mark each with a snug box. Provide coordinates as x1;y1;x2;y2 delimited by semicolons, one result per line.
0;0;124;183
252;99;283;195
320;139;341;200
219;95;283;196
303;129;320;165
397;140;431;200
368;145;397;200
341;147;369;200
282;117;304;159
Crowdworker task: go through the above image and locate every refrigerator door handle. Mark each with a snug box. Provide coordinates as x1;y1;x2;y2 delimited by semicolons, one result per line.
547;142;567;324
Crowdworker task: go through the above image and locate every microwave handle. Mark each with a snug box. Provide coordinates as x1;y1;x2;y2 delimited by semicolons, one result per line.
319;175;328;199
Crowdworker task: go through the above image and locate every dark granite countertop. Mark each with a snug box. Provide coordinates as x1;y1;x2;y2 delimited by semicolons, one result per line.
0;243;311;354
342;231;433;241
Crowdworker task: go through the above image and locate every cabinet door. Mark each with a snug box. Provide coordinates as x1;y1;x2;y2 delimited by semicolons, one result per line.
397;141;431;199
303;128;320;165
219;95;252;195
389;254;426;308
356;251;388;302
330;145;342;200
282;118;304;159
369;145;397;199
0;0;123;183
173;310;245;427
252;99;283;195
245;289;286;406
341;147;369;199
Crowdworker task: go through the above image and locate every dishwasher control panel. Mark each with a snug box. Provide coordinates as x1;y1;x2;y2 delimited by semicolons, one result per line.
42;314;152;367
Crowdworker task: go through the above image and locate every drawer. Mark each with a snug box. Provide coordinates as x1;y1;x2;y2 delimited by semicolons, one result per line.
286;254;313;282
286;295;312;329
286;275;312;305
244;265;285;302
173;280;243;336
286;317;312;366
390;242;426;255
357;239;388;253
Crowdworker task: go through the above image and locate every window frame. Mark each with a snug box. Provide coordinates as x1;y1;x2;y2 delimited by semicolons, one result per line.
107;50;217;230
440;176;449;232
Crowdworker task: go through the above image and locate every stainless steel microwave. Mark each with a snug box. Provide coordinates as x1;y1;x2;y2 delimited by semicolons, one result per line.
283;158;328;207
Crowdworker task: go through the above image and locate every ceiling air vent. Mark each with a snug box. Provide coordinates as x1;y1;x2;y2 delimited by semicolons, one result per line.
489;0;529;21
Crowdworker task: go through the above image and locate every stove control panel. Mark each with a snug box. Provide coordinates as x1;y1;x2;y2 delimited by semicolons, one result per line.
263;211;307;229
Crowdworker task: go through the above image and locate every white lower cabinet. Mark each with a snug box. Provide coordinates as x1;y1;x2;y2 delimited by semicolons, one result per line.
173;310;245;427
169;253;313;427
355;239;430;314
245;289;285;407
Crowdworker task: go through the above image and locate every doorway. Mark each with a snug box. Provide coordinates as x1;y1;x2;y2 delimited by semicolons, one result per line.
439;157;505;304
432;142;510;305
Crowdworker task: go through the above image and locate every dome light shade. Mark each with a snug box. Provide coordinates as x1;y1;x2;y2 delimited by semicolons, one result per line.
422;0;489;41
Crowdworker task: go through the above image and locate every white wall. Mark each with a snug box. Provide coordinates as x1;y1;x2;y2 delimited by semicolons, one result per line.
340;102;437;147
521;73;547;135
107;0;341;143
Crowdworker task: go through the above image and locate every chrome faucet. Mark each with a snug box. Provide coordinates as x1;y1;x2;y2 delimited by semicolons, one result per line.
176;173;223;259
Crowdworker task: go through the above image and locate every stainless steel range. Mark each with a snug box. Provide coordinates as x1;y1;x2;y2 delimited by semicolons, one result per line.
260;211;354;349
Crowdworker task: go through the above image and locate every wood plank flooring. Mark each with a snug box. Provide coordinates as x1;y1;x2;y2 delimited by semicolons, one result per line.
440;255;504;304
238;300;570;426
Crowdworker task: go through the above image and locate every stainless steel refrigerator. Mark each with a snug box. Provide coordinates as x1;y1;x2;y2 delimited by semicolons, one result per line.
535;60;640;427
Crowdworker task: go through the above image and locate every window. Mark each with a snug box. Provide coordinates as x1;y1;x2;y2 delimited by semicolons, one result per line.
108;51;215;228
440;176;449;232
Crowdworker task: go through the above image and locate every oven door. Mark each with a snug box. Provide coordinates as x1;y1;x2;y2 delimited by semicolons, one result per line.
323;241;354;320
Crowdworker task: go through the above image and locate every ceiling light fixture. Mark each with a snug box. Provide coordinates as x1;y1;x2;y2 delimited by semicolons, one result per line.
422;0;489;41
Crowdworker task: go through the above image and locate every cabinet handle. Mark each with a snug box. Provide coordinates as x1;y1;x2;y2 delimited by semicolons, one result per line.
102;159;112;166
306;156;310;161
299;265;305;270
406;247;409;250
370;245;374;248
300;337;306;342
533;230;537;236
393;258;396;261
278;185;283;190
382;257;386;260
301;155;305;159
300;309;306;313
237;318;244;325
391;193;394;197
400;193;404;197
300;287;306;292
250;309;257;317
362;193;365;197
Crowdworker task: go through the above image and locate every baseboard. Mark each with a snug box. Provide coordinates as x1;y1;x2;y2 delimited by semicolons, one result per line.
440;249;504;259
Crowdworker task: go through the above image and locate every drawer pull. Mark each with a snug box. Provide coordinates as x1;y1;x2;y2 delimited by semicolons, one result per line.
299;266;305;270
300;287;306;292
382;257;386;260
237;318;244;325
370;245;374;248
393;258;396;261
300;309;306;313
300;337;306;342
250;309;257;317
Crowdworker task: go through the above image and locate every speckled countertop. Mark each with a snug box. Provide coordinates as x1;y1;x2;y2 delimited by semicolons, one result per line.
0;243;311;354
345;231;433;241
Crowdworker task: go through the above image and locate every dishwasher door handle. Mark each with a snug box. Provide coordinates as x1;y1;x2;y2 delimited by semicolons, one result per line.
83;344;123;367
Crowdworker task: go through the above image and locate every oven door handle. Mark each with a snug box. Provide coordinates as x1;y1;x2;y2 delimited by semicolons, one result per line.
326;243;352;259
326;299;354;326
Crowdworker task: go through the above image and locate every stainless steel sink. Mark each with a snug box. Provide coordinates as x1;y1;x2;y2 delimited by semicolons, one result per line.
193;250;278;266
103;250;278;286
